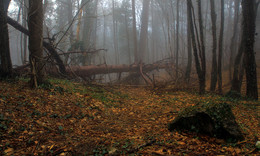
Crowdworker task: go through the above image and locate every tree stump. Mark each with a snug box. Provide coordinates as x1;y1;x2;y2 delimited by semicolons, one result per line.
168;102;244;142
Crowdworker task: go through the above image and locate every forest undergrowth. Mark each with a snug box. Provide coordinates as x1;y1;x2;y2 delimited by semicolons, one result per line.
0;77;259;155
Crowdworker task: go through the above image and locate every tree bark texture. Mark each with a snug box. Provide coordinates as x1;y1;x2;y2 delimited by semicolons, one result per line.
28;0;44;87
187;0;204;94
209;0;217;91
197;0;206;94
185;0;192;83
0;0;12;77
175;0;180;78
229;0;240;81
131;0;138;63
241;0;258;100
138;0;150;63
217;0;224;94
231;41;244;92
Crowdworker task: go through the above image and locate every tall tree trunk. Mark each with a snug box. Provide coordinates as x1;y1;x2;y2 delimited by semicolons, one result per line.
81;1;98;65
138;0;150;63
217;0;224;94
76;8;83;41
22;0;29;65
229;0;240;81
67;0;74;45
187;0;205;94
231;38;244;92
124;9;131;64
185;0;192;83
28;0;44;87
241;0;258;100
175;0;180;78
151;0;156;63
0;0;12;77
197;0;206;94
131;0;138;63
209;0;217;91
112;0;119;64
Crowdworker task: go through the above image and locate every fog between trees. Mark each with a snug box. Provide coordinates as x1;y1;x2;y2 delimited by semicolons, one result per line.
3;0;260;98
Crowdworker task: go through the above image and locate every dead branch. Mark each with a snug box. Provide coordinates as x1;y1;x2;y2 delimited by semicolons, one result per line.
7;16;67;75
58;49;107;55
64;63;171;77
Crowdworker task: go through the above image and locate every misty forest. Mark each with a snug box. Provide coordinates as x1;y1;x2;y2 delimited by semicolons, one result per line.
0;0;260;155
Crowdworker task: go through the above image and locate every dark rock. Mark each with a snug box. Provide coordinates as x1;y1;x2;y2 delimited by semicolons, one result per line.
168;102;244;142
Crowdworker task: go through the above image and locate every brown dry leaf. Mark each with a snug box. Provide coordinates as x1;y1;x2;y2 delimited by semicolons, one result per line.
178;141;186;145
152;149;166;155
129;112;134;115
4;148;14;155
234;148;241;154
226;147;234;153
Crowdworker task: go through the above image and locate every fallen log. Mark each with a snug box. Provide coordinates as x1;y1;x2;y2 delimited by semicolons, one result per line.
58;49;107;55
66;63;171;77
7;16;67;75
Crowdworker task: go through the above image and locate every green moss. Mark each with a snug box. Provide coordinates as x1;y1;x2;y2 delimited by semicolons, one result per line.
169;101;244;142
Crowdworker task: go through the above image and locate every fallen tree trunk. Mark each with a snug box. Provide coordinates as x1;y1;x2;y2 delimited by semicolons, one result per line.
58;49;107;55
65;63;171;77
7;16;67;75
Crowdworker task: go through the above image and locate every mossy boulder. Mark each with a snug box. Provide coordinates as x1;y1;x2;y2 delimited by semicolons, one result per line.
168;102;244;142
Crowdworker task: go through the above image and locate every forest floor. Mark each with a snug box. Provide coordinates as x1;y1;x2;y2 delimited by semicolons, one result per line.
0;77;259;155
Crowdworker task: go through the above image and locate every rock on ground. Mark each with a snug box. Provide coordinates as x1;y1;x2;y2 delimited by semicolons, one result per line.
168;102;244;142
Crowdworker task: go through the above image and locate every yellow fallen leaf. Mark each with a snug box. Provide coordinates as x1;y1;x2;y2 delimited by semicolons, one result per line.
50;144;54;150
234;148;241;154
178;141;186;145
226;147;234;153
4;148;14;155
129;112;134;115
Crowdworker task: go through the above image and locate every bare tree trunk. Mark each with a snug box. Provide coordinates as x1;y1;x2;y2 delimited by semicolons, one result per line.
28;0;44;87
139;0;150;63
231;39;244;92
67;0;74;45
112;0;119;64
185;0;192;83
229;0;240;81
0;0;12;77
131;0;138;63
231;0;259;94
175;0;180;78
209;0;217;91
241;0;258;100
187;0;205;94
151;0;156;63
217;0;224;94
197;0;206;93
76;0;84;42
76;9;83;41
21;0;29;65
124;9;131;64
